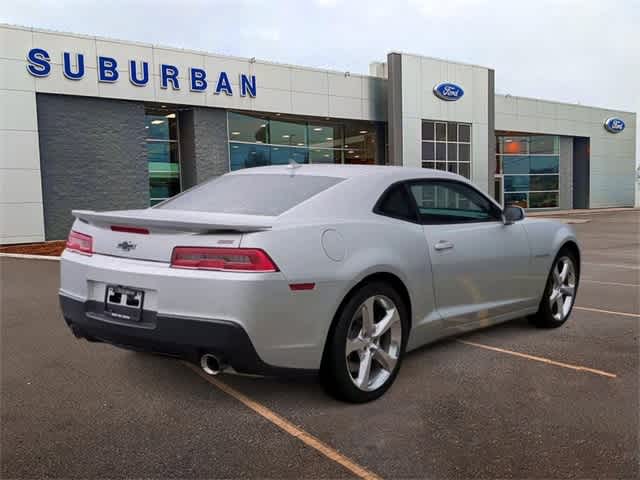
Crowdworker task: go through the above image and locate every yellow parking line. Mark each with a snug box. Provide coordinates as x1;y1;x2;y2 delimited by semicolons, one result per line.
183;362;382;480
583;262;640;270
456;340;617;378
582;279;639;288
574;306;640;318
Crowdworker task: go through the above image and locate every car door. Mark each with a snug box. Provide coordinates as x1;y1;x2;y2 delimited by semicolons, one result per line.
407;179;532;330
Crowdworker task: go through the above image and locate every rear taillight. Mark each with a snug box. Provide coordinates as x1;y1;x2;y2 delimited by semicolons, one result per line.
170;247;279;272
66;230;93;255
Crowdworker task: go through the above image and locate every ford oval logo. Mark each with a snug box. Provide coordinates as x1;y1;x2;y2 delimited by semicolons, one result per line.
433;82;464;101
604;117;625;133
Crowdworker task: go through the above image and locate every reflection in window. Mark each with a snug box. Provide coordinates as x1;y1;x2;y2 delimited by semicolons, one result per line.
270;120;307;146
530;156;559;174
502;156;530;175
145;114;178;141
228;112;268;143
504;175;529;192
270;146;308;165
145;110;180;206
530;136;559;154
530;192;559;208
409;181;496;223
229;143;271;170
309;124;343;148
504;192;528;208
228;112;379;170
309;149;340;163
497;134;560;209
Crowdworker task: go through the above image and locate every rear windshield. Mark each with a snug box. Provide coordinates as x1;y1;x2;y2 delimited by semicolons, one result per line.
157;173;343;216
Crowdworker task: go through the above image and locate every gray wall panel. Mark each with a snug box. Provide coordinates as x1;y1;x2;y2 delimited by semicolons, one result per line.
180;107;229;185
178;109;197;190
559;136;573;209
193;107;229;181
386;53;403;166
36;94;147;240
573;137;590;209
487;69;496;198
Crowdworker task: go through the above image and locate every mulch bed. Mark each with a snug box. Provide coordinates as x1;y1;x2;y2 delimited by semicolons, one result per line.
0;241;66;256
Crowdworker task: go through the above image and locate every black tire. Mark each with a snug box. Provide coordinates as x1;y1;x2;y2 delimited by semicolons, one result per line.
321;281;409;403
529;248;579;328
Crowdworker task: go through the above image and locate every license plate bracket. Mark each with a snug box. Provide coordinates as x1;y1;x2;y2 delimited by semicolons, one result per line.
105;285;144;322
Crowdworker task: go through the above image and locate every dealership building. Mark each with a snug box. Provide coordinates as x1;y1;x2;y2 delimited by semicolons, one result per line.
0;24;637;244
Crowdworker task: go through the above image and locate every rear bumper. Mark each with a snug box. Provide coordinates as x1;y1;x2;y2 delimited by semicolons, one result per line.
59;294;315;376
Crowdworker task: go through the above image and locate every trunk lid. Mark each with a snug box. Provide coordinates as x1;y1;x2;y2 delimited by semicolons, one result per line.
71;209;275;262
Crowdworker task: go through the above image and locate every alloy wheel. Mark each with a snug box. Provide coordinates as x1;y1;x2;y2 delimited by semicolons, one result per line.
549;256;577;322
345;295;402;391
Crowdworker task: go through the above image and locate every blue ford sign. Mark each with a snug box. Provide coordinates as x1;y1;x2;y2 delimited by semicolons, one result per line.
604;117;625;134
433;82;464;101
26;47;257;97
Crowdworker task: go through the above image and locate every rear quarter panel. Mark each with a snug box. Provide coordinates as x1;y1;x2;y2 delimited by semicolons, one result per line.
521;218;580;302
241;215;436;349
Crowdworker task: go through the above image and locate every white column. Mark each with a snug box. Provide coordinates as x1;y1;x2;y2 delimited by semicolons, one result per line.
0;25;45;244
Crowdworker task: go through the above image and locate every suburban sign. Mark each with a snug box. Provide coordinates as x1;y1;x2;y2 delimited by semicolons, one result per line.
433;82;464;101
26;47;257;97
603;117;625;134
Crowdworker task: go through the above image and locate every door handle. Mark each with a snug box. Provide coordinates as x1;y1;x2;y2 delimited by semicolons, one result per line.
434;240;454;251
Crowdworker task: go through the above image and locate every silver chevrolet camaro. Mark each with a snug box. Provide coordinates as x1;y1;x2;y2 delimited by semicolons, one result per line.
60;164;580;402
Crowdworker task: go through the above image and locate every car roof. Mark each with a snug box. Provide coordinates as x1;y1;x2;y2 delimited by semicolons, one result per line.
228;163;463;182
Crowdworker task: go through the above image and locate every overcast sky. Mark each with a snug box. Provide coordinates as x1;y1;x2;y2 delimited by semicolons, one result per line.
3;0;639;164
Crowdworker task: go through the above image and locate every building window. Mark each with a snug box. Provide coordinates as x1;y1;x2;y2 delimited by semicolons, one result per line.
145;110;181;206
421;121;472;179
496;135;559;209
228;112;379;170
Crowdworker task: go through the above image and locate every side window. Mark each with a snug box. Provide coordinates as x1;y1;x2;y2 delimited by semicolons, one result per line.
409;180;500;224
375;184;417;222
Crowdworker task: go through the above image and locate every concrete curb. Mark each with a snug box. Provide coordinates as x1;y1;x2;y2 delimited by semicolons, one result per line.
0;253;61;261
528;207;639;217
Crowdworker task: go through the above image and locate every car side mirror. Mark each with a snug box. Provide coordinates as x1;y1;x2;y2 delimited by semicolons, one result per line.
502;205;525;225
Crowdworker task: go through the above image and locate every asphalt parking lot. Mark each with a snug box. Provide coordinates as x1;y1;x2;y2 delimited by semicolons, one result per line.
1;210;638;479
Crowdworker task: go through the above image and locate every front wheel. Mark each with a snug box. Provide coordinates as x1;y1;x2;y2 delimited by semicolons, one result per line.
321;282;408;403
530;249;579;328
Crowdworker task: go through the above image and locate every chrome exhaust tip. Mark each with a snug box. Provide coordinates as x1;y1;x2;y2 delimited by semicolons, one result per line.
200;353;224;375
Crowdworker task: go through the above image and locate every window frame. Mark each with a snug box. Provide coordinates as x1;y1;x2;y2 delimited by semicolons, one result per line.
421;120;472;180
373;178;503;225
145;110;182;206
406;179;503;225
372;182;420;223
496;134;561;210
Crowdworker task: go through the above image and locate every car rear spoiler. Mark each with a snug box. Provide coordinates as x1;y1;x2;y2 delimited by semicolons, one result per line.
71;209;275;233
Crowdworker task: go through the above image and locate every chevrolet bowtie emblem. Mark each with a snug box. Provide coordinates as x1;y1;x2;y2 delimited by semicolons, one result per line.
117;241;136;252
